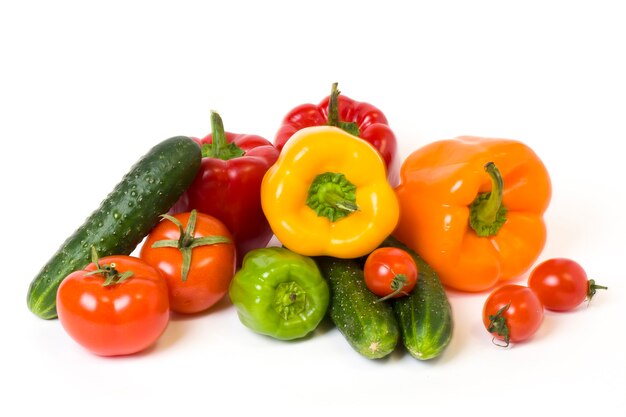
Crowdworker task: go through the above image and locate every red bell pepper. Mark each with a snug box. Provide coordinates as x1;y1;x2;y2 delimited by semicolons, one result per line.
274;83;397;170
170;112;279;264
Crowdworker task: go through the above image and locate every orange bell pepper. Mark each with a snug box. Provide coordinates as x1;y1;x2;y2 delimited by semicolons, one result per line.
393;136;551;292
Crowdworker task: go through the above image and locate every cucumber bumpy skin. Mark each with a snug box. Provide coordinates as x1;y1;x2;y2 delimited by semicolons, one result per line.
315;256;399;359
381;236;453;360
27;136;201;319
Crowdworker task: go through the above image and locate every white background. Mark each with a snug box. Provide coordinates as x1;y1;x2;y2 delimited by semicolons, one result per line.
1;1;625;416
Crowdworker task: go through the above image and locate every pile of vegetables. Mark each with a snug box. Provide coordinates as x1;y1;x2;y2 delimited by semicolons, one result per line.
26;83;606;358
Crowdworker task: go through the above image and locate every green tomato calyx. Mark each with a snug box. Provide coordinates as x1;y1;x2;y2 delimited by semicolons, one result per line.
151;209;231;282
487;302;511;347
85;246;134;287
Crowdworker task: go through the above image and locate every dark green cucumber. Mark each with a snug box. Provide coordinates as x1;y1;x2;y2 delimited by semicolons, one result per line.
27;136;201;319
380;236;453;360
315;256;399;359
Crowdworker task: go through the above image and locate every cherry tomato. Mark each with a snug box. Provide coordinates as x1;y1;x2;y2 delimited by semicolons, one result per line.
140;210;236;314
364;247;418;301
56;254;170;356
528;258;607;311
482;284;543;346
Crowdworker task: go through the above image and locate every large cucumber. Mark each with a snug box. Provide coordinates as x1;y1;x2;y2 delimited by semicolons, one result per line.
27;136;201;319
315;256;399;359
380;236;453;360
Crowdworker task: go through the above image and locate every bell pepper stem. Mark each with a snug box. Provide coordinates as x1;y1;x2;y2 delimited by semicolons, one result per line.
327;82;360;137
469;162;508;237
201;111;245;160
274;282;307;320
306;172;359;222
328;83;340;127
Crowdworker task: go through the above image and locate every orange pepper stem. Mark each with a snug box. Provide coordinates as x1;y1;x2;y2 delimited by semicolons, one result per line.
306;172;359;222
469;162;508;237
327;82;360;137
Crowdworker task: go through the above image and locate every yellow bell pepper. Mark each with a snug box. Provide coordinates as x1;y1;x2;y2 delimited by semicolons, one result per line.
261;126;399;258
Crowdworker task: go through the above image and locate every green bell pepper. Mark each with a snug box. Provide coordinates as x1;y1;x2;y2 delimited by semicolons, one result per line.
229;247;329;340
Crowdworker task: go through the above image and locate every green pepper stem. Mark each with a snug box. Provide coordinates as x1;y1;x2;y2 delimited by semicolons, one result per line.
469;162;508;237
274;282;307;320
201;111;245;160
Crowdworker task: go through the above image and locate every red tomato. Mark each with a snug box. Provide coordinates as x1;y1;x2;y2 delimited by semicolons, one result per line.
482;284;543;346
56;255;170;356
140;210;236;314
364;247;418;300
528;258;607;311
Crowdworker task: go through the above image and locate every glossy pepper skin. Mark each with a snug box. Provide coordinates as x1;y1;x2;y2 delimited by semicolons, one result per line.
274;83;397;173
262;125;400;259
228;247;329;340
394;136;551;292
171;112;279;264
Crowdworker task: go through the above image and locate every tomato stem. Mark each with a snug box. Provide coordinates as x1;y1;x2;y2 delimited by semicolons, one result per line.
151;210;231;282
487;302;511;347
587;279;608;305
375;273;409;303
85;246;134;286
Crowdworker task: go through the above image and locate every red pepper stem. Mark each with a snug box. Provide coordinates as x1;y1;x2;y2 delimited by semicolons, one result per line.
211;110;227;155
202;111;245;160
328;82;340;127
469;162;508;237
326;83;360;137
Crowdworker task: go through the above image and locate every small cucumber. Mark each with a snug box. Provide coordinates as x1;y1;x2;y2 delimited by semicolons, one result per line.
27;136;202;319
315;256;399;359
380;236;453;360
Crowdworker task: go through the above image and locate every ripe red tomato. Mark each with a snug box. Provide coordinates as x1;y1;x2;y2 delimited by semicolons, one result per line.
56;255;170;356
482;284;543;346
140;210;236;314
364;247;418;300
528;258;607;311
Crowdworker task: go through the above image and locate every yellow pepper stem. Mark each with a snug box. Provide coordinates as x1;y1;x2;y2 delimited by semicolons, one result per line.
306;172;359;222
